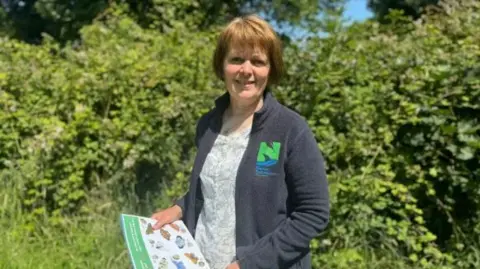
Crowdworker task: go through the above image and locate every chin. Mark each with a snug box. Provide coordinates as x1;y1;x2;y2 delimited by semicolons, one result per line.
232;89;262;101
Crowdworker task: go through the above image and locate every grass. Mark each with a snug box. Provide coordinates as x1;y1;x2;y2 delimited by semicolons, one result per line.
0;159;179;269
0;185;131;268
0;164;139;269
0;216;129;269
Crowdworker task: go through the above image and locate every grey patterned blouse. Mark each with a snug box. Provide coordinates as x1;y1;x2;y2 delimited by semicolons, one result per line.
194;128;251;269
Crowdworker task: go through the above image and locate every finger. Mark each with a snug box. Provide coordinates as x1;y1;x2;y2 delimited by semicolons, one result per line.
153;220;165;230
153;220;164;230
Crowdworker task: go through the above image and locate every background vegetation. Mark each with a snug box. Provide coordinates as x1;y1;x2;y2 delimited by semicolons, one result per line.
0;0;479;268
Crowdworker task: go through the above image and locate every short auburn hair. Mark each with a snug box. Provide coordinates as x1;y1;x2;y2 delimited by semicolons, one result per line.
212;14;285;85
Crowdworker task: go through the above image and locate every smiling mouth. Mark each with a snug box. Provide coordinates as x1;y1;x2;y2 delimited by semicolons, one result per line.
235;80;255;85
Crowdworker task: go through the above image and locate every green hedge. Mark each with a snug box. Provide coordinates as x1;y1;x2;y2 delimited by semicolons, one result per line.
0;0;479;268
0;13;220;221
276;1;479;267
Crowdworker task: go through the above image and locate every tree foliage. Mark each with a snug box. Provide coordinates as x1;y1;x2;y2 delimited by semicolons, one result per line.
368;0;441;21
0;0;344;43
277;1;479;267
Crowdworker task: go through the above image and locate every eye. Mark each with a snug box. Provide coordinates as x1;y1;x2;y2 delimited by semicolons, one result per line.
229;57;244;64
252;59;267;66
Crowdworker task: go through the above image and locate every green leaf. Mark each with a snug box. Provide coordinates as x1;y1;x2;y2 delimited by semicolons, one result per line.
457;147;474;160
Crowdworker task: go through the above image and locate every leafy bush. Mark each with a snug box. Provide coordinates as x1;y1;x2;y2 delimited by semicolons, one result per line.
0;11;220;225
276;0;479;267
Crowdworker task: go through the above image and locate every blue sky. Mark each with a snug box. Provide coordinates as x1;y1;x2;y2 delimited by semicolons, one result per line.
343;0;373;22
273;0;373;38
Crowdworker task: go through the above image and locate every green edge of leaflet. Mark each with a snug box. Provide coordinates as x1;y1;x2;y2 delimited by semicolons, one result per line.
121;214;154;269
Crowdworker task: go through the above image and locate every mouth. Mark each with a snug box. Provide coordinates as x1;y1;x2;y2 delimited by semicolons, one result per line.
235;80;255;86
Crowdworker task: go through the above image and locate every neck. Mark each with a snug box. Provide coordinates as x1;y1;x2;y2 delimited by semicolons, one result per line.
220;95;264;136
228;96;264;118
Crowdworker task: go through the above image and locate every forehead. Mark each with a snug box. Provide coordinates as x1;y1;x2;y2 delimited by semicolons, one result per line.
227;45;268;57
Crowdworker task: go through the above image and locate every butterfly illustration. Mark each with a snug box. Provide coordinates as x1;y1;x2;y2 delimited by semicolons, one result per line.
169;223;180;232
146;223;154;235
175;236;185;249
158;258;168;269
155;241;164;250
160;229;171;240
184;253;199;264
171;259;186;269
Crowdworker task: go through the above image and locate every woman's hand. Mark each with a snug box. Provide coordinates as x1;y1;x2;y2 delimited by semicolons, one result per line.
225;261;240;269
151;205;183;230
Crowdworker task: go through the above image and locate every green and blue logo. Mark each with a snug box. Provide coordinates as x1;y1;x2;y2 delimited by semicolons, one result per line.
256;141;281;176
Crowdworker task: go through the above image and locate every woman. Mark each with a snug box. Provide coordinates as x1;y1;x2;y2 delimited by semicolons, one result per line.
151;14;330;269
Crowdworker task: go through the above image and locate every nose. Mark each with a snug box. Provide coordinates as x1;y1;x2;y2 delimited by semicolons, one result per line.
240;60;253;74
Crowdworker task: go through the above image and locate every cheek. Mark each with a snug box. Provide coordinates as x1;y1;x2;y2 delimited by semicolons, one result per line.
257;68;270;81
224;65;239;79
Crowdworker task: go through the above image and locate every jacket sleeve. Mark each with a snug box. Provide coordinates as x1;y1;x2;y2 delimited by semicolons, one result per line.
174;113;209;219
236;127;330;269
174;116;205;219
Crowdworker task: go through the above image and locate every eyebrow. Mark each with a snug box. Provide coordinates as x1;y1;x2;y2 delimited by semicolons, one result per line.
229;52;267;58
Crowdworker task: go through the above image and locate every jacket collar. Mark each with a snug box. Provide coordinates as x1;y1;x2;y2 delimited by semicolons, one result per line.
212;89;278;133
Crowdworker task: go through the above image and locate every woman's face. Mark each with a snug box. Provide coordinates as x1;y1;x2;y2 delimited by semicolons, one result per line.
223;46;270;106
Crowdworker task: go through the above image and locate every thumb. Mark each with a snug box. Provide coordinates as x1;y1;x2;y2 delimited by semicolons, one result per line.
151;213;166;230
153;219;165;230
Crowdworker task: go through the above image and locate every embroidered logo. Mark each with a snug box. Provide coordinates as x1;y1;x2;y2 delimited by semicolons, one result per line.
256;141;281;176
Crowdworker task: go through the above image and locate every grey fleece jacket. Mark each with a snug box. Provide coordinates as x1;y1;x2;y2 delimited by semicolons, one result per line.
175;91;330;269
